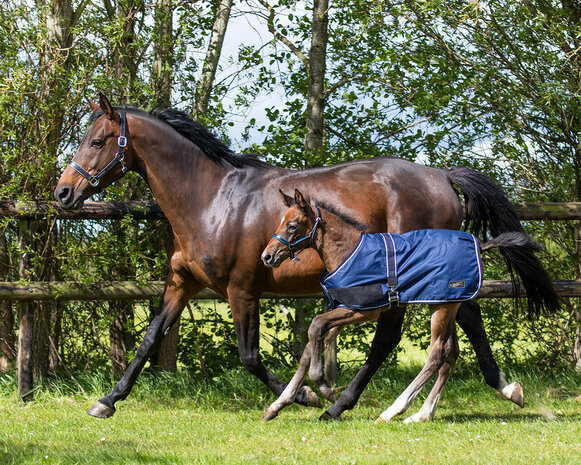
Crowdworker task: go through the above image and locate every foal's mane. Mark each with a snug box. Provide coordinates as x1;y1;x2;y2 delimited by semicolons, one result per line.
314;200;369;232
91;106;269;169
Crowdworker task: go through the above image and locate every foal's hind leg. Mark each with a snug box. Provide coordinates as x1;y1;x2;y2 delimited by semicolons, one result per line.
376;303;460;423
403;324;459;423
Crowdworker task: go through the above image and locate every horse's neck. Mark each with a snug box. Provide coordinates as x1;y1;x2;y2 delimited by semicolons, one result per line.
132;118;228;219
313;210;363;272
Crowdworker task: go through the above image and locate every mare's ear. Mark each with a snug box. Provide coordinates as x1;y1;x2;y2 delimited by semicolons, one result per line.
98;92;120;123
87;98;100;112
279;189;295;207
294;189;310;212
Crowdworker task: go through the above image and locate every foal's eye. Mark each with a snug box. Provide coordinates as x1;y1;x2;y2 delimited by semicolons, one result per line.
90;139;103;148
287;224;297;232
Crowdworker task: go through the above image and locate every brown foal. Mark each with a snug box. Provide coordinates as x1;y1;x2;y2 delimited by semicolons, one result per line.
261;189;536;422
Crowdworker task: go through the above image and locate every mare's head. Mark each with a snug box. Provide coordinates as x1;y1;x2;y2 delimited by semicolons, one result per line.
54;94;134;208
261;189;320;267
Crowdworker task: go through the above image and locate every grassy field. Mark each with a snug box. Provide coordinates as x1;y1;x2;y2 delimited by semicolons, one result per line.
0;363;580;465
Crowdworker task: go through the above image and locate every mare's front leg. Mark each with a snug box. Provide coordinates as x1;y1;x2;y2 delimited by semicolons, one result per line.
376;303;459;423
456;300;524;407
227;287;320;407
320;305;406;421
87;268;201;418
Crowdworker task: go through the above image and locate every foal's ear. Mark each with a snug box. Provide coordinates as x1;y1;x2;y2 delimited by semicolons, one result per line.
294;189;310;212
98;92;120;123
279;189;295;207
87;98;100;112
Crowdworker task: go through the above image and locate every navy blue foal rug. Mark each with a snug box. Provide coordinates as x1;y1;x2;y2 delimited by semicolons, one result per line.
320;229;483;311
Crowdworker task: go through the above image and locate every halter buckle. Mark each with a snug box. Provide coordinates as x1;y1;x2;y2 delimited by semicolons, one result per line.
117;135;127;148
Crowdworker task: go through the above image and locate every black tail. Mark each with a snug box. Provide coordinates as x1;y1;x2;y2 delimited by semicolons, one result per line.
480;231;541;252
448;166;560;317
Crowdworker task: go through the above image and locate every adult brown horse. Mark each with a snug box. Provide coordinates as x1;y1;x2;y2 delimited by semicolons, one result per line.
54;94;559;419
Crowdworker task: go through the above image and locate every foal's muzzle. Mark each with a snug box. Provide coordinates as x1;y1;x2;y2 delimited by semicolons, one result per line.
261;248;286;268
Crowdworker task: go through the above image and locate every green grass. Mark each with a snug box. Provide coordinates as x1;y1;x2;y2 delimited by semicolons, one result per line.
0;366;580;465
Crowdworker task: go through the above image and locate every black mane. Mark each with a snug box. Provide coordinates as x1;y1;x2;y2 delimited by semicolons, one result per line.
150;108;269;169
91;105;268;169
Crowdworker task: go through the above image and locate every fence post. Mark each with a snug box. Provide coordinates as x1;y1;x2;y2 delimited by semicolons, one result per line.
17;220;34;401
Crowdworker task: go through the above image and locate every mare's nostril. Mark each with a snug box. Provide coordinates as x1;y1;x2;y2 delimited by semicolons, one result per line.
55;185;72;205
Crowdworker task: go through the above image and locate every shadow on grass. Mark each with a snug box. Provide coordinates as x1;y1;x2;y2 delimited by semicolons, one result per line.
437;411;581;423
0;439;177;465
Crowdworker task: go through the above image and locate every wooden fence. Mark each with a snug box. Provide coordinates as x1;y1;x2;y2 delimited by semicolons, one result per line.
2;200;581;399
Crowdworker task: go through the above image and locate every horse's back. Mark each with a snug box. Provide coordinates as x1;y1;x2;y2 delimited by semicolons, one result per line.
277;157;463;233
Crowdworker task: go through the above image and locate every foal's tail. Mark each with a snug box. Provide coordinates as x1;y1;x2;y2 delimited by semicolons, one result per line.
448;166;560;317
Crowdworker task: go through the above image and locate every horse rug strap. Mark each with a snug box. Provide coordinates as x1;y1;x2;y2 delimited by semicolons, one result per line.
320;229;483;311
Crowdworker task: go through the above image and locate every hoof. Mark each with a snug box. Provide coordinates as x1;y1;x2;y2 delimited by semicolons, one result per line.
87;401;116;419
299;386;322;408
319;411;341;421
262;408;278;422
403;413;431;424
320;386;337;403
502;381;524;408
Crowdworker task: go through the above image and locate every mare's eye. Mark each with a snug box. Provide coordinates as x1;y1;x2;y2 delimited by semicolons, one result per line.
90;139;103;148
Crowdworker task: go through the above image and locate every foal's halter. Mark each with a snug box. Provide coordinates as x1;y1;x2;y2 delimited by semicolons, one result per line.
272;206;321;261
68;110;128;188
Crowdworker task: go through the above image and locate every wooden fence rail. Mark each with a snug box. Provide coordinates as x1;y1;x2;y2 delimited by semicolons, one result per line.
2;200;581;220
1;280;581;301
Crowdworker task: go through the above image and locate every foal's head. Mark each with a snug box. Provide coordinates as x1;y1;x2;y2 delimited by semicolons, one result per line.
261;189;320;268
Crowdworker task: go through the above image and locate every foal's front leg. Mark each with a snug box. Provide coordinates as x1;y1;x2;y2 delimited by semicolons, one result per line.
376;303;460;423
262;308;380;421
262;343;314;421
308;308;381;402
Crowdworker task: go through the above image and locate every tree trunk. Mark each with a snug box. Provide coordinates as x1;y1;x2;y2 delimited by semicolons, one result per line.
304;0;329;159
17;221;34;401
0;231;15;372
109;300;134;378
194;0;233;119
153;0;174;107
32;0;79;380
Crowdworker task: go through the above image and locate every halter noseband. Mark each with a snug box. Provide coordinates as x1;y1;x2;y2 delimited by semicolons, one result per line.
272;206;321;261
68;110;128;188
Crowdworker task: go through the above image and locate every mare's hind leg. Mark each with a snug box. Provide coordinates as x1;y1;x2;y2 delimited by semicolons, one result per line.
456;301;524;407
376;303;459;423
403;324;459;423
87;267;202;418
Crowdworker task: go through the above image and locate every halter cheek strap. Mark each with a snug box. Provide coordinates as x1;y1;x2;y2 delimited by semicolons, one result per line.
272;206;321;261
68;110;128;188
